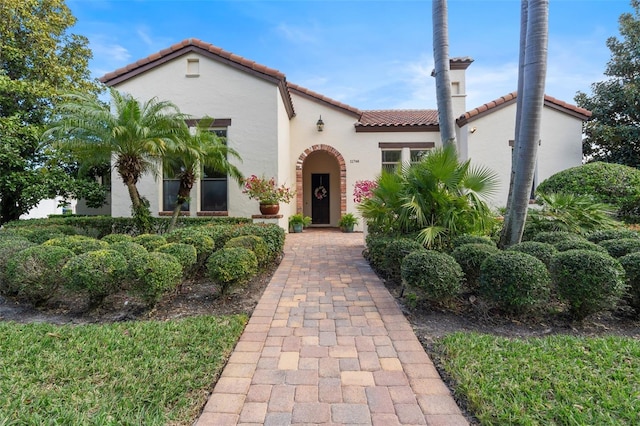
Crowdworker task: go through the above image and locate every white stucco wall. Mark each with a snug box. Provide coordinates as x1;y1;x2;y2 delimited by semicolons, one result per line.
110;52;281;218
465;102;584;207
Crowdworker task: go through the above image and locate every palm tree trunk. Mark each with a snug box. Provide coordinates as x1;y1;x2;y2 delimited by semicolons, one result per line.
503;0;549;246
125;180;142;210
432;0;457;149
500;0;529;248
168;176;195;233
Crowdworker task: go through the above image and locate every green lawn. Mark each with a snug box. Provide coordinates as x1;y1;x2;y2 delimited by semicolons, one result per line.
436;332;640;425
0;315;247;425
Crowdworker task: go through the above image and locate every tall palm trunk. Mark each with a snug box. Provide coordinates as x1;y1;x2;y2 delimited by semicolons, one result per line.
500;0;529;247
168;173;195;233
502;0;549;246
432;0;457;149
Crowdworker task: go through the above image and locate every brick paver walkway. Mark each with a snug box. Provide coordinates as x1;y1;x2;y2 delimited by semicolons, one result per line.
196;229;468;425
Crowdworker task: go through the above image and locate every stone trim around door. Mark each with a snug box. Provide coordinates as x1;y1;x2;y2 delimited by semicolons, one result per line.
295;144;347;217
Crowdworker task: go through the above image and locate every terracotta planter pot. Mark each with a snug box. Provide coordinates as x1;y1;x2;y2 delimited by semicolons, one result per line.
259;204;280;215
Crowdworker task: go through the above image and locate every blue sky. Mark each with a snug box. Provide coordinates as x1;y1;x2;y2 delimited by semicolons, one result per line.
67;0;633;111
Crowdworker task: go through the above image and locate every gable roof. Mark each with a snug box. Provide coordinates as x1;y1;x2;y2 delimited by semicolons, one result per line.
288;83;361;117
457;91;592;126
99;38;295;118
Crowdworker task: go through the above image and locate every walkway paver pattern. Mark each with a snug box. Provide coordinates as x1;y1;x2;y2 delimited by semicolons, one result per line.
197;229;468;425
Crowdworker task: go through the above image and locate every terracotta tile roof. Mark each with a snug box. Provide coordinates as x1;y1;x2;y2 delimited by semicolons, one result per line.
287;83;361;117
458;91;591;125
100;38;286;84
357;110;439;127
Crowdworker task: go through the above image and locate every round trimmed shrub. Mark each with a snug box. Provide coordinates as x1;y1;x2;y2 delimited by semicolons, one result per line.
587;229;640;244
618;252;640;313
101;233;133;244
598;238;640;258
507;241;557;268
224;235;269;266
165;227;215;261
43;235;109;254
532;231;585;245
452;243;500;291
479;251;551;314
207;247;258;294
381;238;426;282
108;241;148;259
155;243;198;272
554;239;609;254
550;250;627;320
0;239;35;291
401;250;463;302
129;252;183;303
451;234;496;249
6;245;75;303
221;224;285;262
365;234;396;275
205;224;235;250
132;234;168;251
62;249;128;302
536;161;640;220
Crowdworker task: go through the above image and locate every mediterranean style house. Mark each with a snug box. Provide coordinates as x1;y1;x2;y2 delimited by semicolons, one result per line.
83;38;591;230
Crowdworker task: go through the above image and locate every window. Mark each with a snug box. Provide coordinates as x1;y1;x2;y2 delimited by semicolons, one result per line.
200;129;228;212
410;149;430;164
186;58;199;77
381;150;402;173
163;164;189;212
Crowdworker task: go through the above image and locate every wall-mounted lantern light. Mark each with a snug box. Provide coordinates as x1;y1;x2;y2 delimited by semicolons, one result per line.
316;115;324;132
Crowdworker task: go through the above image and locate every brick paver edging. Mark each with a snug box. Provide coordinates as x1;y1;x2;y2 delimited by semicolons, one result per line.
196;229;468;425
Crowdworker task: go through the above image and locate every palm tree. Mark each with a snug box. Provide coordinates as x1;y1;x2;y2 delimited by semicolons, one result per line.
163;118;243;232
45;87;187;220
432;0;456;148
358;145;499;249
501;0;549;247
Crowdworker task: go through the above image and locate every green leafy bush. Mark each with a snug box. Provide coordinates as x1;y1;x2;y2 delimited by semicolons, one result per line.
587;229;640;244
451;234;496;249
155;243;198;272
132;234;168;251
618;252;640;313
108;242;148;261
221;224;285;262
536;162;640;221
401;250;463;302
0;239;35;291
532;231;585;245
527;192;620;234
6;246;75;303
365;234;396;275
507;241;558;268
62;250;128;303
42;235;109;254
381;238;426;282
101;233;133;244
164;227;215;262
479;252;551;314
550;250;627;320
224;236;269;266
129;252;183;303
207;247;258;294
598;238;640;258
452;243;500;291
554;239;609;254
204;224;234;249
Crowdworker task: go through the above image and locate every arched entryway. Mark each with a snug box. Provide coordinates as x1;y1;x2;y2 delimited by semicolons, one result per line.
296;145;347;226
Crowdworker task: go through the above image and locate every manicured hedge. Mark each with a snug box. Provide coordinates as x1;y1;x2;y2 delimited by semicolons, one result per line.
207;247;258;294
401;250;463;302
62;250;128;303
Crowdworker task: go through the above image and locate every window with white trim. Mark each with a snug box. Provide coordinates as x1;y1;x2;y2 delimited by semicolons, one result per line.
381;150;402;173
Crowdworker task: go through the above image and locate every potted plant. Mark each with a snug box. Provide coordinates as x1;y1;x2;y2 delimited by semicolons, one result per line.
241;175;295;214
289;214;312;233
339;213;359;233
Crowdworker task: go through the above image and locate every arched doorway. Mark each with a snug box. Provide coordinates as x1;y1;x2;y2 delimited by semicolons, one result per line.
296;144;347;226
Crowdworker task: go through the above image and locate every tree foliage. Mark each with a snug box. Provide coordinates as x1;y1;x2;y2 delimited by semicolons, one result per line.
0;0;102;224
576;0;640;166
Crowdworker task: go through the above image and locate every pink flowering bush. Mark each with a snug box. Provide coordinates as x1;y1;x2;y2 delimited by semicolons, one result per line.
353;180;378;203
241;175;295;204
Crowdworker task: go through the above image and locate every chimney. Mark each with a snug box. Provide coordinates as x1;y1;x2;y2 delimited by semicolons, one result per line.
448;57;473;119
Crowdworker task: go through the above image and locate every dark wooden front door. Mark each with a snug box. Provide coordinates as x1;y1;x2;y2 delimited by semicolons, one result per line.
311;173;330;224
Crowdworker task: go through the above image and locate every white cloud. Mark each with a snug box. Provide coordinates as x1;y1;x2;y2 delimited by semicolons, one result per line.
90;39;131;63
